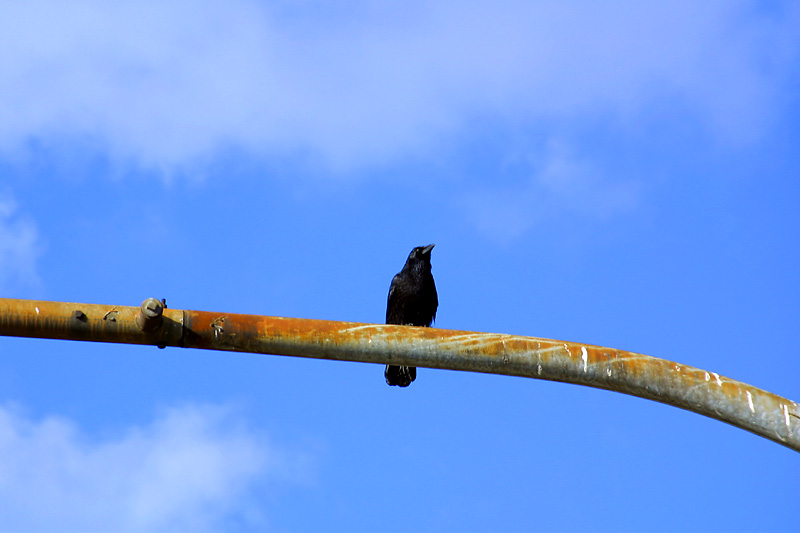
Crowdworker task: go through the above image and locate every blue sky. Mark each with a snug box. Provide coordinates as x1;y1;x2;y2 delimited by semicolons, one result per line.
1;1;799;531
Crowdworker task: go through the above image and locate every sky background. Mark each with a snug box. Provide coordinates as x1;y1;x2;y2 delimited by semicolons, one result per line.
1;1;799;531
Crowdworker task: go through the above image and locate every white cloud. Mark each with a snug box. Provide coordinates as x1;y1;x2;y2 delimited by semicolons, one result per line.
0;403;309;532
0;1;796;172
461;139;641;243
0;194;41;293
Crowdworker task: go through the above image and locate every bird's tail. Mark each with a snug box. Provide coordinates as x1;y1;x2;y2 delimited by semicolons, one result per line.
385;365;416;387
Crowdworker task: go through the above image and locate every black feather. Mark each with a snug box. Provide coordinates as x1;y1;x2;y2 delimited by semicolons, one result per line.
384;244;438;387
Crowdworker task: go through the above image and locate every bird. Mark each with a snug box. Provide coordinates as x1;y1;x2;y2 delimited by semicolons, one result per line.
384;244;438;387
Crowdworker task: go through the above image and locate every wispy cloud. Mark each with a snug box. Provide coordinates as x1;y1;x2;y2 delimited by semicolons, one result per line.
0;403;311;532
0;193;41;293
0;1;796;172
460;139;640;243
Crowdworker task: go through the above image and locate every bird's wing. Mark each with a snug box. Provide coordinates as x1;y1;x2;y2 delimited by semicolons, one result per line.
385;274;403;324
429;279;438;325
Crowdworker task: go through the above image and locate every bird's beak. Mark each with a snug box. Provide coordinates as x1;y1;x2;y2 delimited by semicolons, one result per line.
422;244;435;254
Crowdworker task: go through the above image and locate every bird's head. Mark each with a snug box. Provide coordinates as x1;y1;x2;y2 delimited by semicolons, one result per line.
406;244;435;265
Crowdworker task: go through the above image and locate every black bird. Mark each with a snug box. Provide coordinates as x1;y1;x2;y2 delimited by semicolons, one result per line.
385;244;438;387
